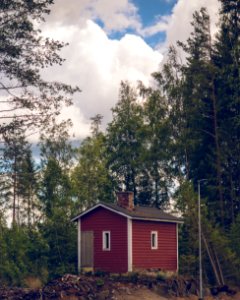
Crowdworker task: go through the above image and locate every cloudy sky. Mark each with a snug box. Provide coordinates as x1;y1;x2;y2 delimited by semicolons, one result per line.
41;0;220;140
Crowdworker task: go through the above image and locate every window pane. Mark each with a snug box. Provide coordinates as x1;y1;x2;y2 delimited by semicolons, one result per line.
106;233;109;249
152;234;155;248
151;231;158;249
103;231;110;250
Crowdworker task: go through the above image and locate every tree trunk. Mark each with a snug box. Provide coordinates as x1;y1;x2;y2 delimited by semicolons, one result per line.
230;174;235;223
212;246;225;285
12;155;17;225
211;79;224;225
202;233;221;286
27;191;31;227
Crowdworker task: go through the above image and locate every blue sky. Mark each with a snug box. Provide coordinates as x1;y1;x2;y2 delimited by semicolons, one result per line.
134;0;176;22
107;0;177;46
0;0;221;143
134;0;174;46
38;0;220;140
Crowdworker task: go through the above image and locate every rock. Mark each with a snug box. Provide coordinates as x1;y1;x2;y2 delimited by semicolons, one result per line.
97;289;110;300
204;287;212;296
152;283;168;297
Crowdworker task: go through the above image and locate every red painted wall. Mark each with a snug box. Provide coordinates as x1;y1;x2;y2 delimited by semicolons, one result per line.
81;207;128;273
132;220;177;271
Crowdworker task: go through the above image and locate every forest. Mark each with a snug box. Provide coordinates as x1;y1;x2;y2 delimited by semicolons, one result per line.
0;0;239;287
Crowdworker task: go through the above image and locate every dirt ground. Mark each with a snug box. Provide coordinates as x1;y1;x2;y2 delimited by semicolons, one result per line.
1;274;239;300
120;291;240;300
115;286;169;300
115;287;240;300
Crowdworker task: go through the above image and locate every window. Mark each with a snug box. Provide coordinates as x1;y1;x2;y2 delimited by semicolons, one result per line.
102;231;111;250
151;231;158;249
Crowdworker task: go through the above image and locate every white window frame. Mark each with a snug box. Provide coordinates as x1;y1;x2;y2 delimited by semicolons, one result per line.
102;231;111;251
151;231;158;249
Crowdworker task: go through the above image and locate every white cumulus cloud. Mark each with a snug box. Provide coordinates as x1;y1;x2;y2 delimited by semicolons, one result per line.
41;20;162;139
45;0;141;33
40;0;221;140
140;15;171;37
164;0;220;49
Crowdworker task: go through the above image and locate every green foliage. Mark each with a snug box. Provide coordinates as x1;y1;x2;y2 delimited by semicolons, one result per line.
106;81;144;200
128;272;139;284
40;121;75;170
140;84;172;207
212;0;240;225
17;149;39;226
105;81;171;206
39;212;77;279
72;115;114;210
37;131;77;279
0;127;38;225
39;158;73;218
0;0;80;137
156;3;239;284
156;271;168;281
94;269;108;277
0;0;239;288
228;215;240;282
96;278;105;287
230;214;240;257
176;181;199;276
0;0;79;282
0;225;48;286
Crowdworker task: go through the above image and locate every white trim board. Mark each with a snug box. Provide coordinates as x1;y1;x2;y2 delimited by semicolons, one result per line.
127;218;132;272
176;223;179;273
77;219;81;273
72;203;130;221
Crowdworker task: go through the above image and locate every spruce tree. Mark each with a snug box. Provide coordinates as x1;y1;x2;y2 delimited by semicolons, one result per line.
212;0;240;224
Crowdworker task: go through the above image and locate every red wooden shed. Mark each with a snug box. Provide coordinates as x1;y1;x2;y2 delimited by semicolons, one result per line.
72;192;182;274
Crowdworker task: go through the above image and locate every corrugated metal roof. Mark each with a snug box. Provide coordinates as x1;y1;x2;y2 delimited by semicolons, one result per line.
72;202;182;223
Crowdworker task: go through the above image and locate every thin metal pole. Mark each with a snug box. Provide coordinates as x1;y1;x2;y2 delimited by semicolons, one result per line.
198;181;203;300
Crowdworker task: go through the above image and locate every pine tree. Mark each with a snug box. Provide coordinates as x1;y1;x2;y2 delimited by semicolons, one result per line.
39;133;76;278
17;149;38;227
0;127;34;225
0;0;80;138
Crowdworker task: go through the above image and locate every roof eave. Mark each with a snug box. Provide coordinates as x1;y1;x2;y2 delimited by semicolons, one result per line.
71;203;183;224
71;203;131;222
131;216;183;224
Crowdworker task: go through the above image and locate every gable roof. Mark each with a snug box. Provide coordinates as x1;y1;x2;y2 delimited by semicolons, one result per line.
72;202;183;223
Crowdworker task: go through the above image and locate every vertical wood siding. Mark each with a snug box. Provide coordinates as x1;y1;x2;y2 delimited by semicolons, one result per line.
81;231;93;267
81;207;128;273
132;220;177;271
